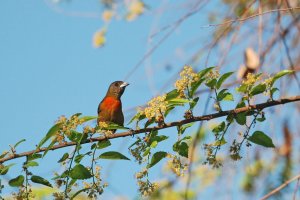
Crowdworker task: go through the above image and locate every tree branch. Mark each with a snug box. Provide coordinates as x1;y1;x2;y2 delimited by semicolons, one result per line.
0;95;299;164
260;173;300;200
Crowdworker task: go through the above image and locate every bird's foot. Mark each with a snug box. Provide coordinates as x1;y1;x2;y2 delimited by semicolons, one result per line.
129;128;135;137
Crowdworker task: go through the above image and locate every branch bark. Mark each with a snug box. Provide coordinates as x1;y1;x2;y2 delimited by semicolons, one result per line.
0;95;299;164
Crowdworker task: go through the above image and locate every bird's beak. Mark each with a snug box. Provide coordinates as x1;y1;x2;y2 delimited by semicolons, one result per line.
120;82;129;88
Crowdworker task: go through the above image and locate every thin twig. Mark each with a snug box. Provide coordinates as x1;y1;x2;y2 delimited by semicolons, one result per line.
200;6;300;28
260;173;300;200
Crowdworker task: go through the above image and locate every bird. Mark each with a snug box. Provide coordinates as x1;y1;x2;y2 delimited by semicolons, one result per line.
97;81;129;128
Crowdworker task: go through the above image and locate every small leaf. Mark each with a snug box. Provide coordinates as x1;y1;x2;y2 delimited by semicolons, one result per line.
78;116;98;123
236;84;248;93
167;98;191;104
14;139;26;149
212;138;227;146
43;140;56;157
24;161;39;168
150;141;158;148
58;153;69;163
173;142;189;158
248;131;275;148
75;154;85;163
166;89;180;101
212;121;226;133
71;188;90;200
69;164;92;180
190;97;199;110
37;123;62;149
9;175;24;187
98;151;130;160
205;79;217;89
31;175;52;188
271;70;293;86
68;131;83;143
105;122;129;130
235;113;246;125
27;154;42;161
250;83;266;96
217;89;233;101
216;72;234;89
190;78;205;96
148;151;167;168
180;123;195;135
97;140;111;149
0;163;15;175
0;151;8;159
143;147;151;157
198;66;215;78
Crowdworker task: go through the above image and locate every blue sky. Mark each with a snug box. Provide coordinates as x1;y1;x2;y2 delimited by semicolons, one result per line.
1;0;300;199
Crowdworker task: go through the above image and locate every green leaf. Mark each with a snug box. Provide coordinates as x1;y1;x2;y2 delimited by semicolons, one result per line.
167;98;191;104
190;97;199;110
24;161;39;168
143;147;151;157
75;154;85;163
97;140;111;149
98;151;130;160
27;154;42;161
148;151;167;168
166;89;180;101
128;112;146;125
150;141;158;148
69;164;92;180
216;72;234;89
271;70;293;86
31;175;52;188
78;116;98;123
58;153;69;163
43;140;56;157
145;118;155;128
236;84;248;93
270;88;279;96
14;139;26;149
0;163;15;175
250;83;266;96
190;78;205;96
198;66;215;78
205;79;217;89
104;122;129;130
212;138;227;146
37;123;62;149
173;142;189;158
217;89;233;101
180;123;195;135
248;131;275;148
212;121;226;133
9;175;24;187
68;131;83;143
235;113;246;125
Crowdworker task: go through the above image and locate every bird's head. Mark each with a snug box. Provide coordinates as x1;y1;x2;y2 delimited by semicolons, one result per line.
106;81;129;99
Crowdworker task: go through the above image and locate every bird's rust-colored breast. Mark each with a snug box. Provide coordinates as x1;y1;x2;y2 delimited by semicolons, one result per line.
100;96;122;112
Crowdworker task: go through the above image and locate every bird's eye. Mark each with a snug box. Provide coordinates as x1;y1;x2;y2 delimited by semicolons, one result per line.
114;82;119;87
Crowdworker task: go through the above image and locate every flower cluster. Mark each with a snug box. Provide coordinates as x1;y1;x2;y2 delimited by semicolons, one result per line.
82;165;107;198
129;137;147;164
242;73;260;86
165;155;188;177
126;0;145;21
97;121;114;136
175;65;199;97
144;95;167;122
137;180;159;197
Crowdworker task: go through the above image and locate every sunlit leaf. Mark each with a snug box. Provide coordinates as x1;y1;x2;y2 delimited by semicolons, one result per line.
271;70;293;86
58;153;69;163
97;140;111;149
14;139;26;149
0;163;15;175
166;89;180;101
24;161;39;168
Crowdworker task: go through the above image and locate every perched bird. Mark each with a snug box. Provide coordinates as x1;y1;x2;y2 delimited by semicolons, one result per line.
97;81;129;127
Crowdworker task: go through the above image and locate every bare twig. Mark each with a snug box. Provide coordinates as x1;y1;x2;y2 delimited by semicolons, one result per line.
260;173;300;200
200;6;300;28
0;96;299;164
